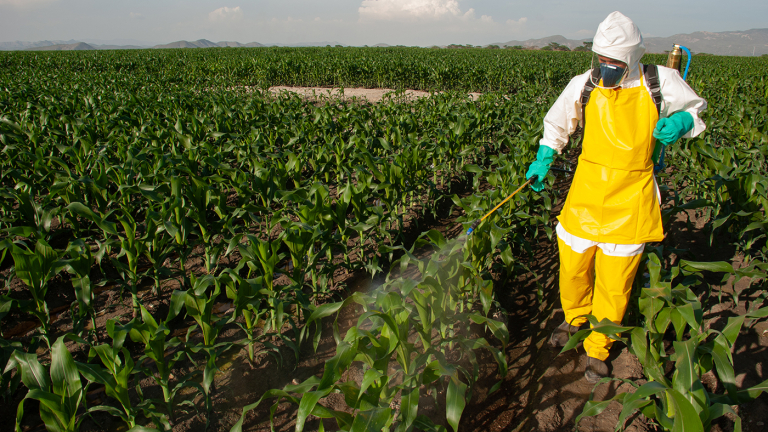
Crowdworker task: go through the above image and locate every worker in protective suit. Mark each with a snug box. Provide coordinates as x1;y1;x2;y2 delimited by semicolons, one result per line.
526;11;707;382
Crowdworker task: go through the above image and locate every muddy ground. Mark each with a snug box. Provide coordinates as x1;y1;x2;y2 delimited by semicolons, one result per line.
2;88;766;432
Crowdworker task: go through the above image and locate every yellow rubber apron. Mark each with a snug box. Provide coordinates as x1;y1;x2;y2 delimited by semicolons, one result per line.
558;72;663;244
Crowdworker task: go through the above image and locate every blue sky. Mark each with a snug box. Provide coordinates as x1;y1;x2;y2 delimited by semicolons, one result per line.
1;0;765;46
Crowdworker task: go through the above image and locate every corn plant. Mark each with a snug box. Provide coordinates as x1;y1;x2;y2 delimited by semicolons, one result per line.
163;185;194;287
228;272;301;368
331;181;356;270
234;233;303;343
181;175;228;275
142;208;177;296
64;239;97;340
221;272;270;363
77;319;168;430
129;304;203;424
7;239;67;348
6;336;86;432
291;183;339;297
112;209;153;318
65;203;149;322
0;188;60;241
65;202;118;244
0;336;23;402
167;274;234;429
280;220;322;294
238;234;283;292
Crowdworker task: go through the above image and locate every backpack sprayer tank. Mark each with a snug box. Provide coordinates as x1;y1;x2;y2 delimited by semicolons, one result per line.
666;45;682;72
666;44;692;80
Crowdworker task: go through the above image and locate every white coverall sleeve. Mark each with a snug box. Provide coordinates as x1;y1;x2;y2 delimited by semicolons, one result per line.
539;71;592;154
657;66;707;138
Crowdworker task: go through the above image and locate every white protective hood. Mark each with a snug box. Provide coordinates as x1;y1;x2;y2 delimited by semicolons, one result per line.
592;11;646;73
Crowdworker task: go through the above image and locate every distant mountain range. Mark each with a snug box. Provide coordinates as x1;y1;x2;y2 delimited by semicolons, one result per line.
151;39;344;49
0;38;344;51
493;28;768;56
153;39;265;49
490;35;588;51
0;39;150;50
27;42;96;51
2;28;767;55
644;28;768;56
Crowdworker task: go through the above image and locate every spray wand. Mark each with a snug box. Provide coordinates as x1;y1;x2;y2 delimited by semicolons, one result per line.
464;166;573;236
466;178;533;235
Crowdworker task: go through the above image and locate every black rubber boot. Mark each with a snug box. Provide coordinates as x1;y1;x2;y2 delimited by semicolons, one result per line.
549;320;580;348
585;357;610;383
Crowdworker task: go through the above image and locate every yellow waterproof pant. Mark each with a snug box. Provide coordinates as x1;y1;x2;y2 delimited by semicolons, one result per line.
557;237;642;361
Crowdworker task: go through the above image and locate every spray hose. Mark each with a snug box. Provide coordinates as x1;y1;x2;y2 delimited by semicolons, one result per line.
466;178;533;235
680;45;692;80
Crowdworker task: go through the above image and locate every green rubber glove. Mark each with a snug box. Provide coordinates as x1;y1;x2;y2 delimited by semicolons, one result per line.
653;111;694;145
652;111;694;170
525;145;556;192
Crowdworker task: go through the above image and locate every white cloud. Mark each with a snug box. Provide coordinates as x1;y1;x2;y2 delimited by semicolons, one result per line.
506;17;527;27
358;0;477;22
209;6;243;22
129;12;143;19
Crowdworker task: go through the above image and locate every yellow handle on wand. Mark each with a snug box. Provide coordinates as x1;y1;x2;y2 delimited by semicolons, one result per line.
466;178;533;235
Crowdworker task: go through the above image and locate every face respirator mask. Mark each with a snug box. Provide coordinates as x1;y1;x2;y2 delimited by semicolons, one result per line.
590;53;628;89
599;63;626;88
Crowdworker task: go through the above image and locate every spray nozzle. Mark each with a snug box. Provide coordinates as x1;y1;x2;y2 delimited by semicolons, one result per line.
466;219;481;235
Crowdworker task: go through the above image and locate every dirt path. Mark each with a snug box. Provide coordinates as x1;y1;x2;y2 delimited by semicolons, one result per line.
268;86;483;103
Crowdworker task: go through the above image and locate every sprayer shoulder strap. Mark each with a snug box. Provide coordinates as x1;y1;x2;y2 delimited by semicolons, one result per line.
576;67;601;145
579;65;662;115
579;68;601;125
642;63;663;115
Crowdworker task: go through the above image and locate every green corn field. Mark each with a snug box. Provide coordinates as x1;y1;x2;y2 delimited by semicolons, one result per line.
0;47;767;431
